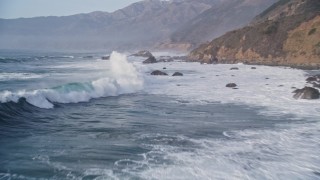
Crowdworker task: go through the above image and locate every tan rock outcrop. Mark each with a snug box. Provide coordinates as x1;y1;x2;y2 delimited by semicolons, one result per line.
188;0;320;69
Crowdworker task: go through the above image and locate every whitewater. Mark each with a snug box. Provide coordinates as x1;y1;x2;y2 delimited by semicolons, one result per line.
0;50;319;179
0;52;143;108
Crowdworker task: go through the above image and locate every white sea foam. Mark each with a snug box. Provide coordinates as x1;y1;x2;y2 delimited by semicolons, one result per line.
131;121;320;180
141;61;320;119
0;52;143;108
76;59;317;179
125;59;320;179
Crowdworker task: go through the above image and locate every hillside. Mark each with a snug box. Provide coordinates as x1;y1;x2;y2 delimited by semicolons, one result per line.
159;0;277;50
189;0;320;68
0;0;214;51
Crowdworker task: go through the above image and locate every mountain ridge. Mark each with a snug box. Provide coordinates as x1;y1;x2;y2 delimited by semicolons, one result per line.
0;0;214;51
0;0;280;52
162;0;277;49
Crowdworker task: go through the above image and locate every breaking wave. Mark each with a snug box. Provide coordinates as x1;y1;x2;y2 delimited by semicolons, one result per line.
0;52;143;109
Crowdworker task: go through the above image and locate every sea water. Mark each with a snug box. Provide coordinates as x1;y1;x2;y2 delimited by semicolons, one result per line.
0;50;320;179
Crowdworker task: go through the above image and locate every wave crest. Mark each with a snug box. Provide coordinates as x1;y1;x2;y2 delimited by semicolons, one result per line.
0;51;143;109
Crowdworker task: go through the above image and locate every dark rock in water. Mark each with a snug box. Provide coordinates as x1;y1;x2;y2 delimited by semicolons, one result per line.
163;67;167;69
312;82;320;88
251;67;257;69
292;89;300;93
278;85;284;87
230;67;239;70
226;83;237;88
101;56;110;60
172;72;183;76
143;56;157;64
306;76;317;82
306;74;320;84
151;70;168;76
293;86;320;99
132;50;153;57
265;77;269;80
314;74;320;79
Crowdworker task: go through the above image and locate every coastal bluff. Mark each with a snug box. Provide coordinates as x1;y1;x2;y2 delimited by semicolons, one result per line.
188;0;320;69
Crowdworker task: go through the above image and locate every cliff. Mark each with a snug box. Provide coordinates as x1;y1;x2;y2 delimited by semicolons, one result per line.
189;0;320;68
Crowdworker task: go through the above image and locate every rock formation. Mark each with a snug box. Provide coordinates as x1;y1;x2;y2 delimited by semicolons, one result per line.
172;72;183;76
189;0;320;68
151;70;168;76
226;83;237;88
143;56;157;64
293;87;320;99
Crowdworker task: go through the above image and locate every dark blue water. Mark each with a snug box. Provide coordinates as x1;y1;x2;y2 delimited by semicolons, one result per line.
0;50;320;179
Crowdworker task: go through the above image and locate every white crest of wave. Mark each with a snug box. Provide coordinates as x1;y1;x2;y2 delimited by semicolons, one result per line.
110;51;143;93
0;51;143;109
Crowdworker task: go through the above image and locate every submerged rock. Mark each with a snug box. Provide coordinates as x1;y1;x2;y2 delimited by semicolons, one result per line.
172;72;183;76
226;83;237;88
101;56;110;60
143;56;157;64
251;67;257;69
306;76;317;82
313;82;320;88
293;86;320;99
151;70;168;76
230;67;239;70
306;74;320;84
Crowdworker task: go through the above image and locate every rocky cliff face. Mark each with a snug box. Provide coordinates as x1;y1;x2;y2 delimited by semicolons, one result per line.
189;0;320;68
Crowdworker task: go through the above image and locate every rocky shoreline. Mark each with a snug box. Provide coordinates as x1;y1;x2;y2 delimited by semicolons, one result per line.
187;58;320;70
133;50;320;100
133;50;320;70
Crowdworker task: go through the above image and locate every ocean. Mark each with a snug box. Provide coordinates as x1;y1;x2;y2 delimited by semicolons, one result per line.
0;50;320;179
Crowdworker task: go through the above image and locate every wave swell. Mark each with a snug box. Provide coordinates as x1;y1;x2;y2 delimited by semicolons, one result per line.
0;52;143;109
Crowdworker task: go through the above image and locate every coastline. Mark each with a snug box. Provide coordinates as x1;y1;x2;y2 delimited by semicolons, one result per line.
186;57;320;70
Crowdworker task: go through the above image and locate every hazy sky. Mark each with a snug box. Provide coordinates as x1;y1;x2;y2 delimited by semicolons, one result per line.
0;0;142;19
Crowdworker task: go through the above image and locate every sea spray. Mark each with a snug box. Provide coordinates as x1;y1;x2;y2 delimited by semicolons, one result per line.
109;51;143;94
0;51;143;109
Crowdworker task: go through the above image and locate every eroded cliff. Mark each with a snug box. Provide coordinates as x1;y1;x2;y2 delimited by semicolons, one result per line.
189;0;320;68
